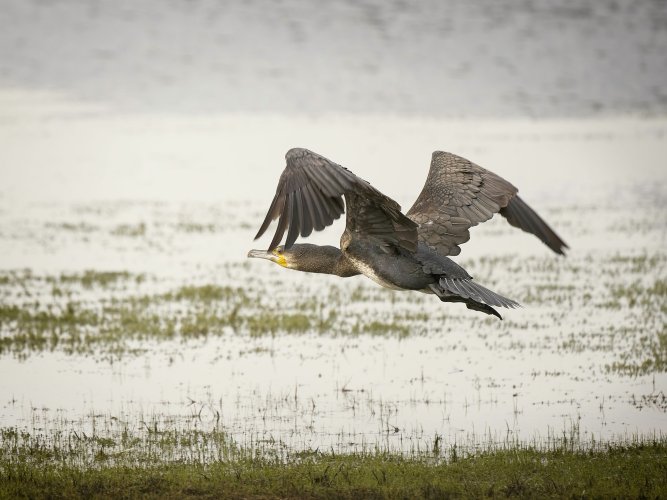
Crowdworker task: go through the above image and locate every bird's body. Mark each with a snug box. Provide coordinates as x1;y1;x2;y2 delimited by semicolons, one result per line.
343;232;425;291
248;148;567;319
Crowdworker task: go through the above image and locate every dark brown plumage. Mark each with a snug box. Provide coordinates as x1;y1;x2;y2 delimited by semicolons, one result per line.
408;151;568;256
249;148;568;319
255;148;417;252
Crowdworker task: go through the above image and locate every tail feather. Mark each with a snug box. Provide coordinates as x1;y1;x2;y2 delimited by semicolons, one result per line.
466;301;503;320
439;277;520;309
429;282;506;319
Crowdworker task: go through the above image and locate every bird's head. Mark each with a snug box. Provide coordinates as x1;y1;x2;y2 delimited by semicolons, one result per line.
247;243;344;274
247;246;290;268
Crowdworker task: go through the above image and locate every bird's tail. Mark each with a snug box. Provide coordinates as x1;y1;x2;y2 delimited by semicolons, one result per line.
439;277;520;309
430;277;520;320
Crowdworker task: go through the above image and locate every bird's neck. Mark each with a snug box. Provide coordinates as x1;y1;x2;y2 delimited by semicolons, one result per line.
332;253;360;277
290;245;360;277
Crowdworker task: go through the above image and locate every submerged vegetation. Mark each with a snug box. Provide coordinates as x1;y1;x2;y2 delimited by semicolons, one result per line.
1;246;665;373
0;200;665;497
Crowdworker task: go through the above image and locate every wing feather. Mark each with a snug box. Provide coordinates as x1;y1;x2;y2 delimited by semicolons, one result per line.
407;151;567;256
500;196;567;255
269;194;291;250
255;148;417;251
300;184;322;232
255;192;283;241
285;194;301;248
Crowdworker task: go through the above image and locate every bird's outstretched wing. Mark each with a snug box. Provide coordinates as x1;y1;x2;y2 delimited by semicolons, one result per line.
255;148;418;251
407;151;568;256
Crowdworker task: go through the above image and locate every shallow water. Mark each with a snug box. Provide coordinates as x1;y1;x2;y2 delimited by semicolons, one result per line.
1;91;665;456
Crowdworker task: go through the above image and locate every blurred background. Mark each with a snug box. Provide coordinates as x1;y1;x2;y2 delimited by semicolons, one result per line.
0;0;665;457
3;0;667;116
1;0;666;204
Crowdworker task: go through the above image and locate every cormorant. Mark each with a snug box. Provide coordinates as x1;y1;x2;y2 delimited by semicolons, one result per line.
248;148;567;319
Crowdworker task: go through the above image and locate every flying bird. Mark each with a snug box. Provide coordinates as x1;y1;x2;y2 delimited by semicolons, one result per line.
248;148;567;319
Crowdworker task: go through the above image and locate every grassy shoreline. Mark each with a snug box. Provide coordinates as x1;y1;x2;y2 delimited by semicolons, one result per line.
2;441;666;499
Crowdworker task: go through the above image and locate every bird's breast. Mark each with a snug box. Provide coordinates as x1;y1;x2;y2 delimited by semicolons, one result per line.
342;249;405;291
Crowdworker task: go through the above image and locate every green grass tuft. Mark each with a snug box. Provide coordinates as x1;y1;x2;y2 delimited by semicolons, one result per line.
1;438;665;499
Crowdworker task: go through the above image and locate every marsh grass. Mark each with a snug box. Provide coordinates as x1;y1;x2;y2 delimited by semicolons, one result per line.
1;203;666;497
0;273;419;357
0;248;666;375
54;271;145;289
1;424;665;499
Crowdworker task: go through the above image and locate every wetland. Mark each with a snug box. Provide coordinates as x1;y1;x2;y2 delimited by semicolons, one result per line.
1;93;666;500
